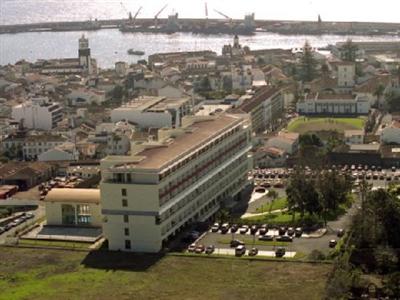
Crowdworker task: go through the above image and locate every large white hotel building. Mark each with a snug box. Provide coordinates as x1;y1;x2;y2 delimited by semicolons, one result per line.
100;113;253;252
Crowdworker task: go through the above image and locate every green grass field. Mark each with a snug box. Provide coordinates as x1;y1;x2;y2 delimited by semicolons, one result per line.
255;197;288;213
245;211;300;224
0;247;331;300
287;117;366;134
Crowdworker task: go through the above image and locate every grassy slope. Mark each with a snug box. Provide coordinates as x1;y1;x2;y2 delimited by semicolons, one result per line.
0;247;331;300
255;197;288;213
287;117;366;133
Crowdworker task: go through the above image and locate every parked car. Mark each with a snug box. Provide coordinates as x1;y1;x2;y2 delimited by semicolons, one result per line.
230;224;239;233
205;245;215;254
248;247;258;256
276;235;293;242
235;245;246;256
337;229;345;238
219;223;228;234
329;239;337;248
278;226;287;236
25;212;34;219
211;223;220;232
287;227;295;236
259;224;268;235
230;239;245;248
275;247;286;258
250;225;258;235
239;225;249;234
188;243;197;252
195;245;205;253
295;227;303;237
258;235;273;241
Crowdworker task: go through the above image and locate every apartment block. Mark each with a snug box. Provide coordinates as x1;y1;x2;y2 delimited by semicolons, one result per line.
100;114;253;252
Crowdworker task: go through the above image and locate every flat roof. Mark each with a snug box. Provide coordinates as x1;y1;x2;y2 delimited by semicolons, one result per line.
45;188;100;204
111;114;243;170
115;96;189;112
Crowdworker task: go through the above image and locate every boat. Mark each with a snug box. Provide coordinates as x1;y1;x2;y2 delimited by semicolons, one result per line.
127;49;145;55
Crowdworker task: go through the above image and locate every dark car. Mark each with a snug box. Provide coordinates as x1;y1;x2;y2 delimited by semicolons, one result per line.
275;247;286;258
230;224;239;233
258;235;274;241
230;239;245;248
205;245;215;254
295;227;303;237
278;226;287;236
220;223;230;234
287;227;295;236
248;247;258;256
329;239;337;248
250;225;258;235
337;229;345;237
259;224;268;235
276;235;293;242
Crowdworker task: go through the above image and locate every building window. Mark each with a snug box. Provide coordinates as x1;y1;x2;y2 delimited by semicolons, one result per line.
124;228;129;236
122;199;128;207
121;188;127;196
125;240;131;250
123;215;129;223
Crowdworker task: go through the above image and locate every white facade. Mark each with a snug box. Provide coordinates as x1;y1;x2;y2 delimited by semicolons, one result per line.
337;63;356;88
297;93;370;115
232;65;253;91
344;130;365;145
11;97;63;130
38;142;79;162
67;89;106;106
100;114;253;253
115;62;127;76
111;96;191;129
22;135;66;160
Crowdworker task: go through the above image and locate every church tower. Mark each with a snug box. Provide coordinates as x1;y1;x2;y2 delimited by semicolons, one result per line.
78;34;92;74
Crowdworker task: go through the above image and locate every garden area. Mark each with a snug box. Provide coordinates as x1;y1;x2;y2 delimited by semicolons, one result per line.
287;117;366;134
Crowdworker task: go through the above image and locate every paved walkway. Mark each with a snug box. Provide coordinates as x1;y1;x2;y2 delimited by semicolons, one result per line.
241;208;288;219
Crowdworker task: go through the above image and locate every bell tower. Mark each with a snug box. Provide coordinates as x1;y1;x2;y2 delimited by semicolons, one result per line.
78;34;92;73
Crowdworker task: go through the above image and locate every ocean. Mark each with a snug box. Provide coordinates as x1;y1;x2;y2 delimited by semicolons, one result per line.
0;0;399;68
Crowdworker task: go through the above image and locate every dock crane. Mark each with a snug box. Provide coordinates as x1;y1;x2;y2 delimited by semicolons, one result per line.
205;2;209;27
132;6;142;25
154;4;168;28
213;9;233;27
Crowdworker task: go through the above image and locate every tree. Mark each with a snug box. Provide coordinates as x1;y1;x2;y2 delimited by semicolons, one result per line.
385;91;400;112
374;84;386;109
321;63;329;77
340;39;358;62
222;75;232;93
300;41;318;82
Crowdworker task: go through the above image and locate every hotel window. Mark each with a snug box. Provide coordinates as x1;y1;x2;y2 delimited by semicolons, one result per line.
124;228;129;236
121;188;127;196
123;215;129;223
125;240;131;250
122;199;128;207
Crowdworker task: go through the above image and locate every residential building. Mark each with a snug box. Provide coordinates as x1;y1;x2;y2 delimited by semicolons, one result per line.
296;93;370;115
38;142;79;162
265;132;299;155
111;96;192;129
67;88;106;106
337;62;355;88
11;97;63;130
100;113;253;252
23;134;67;160
230;86;283;133
344;130;365;145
